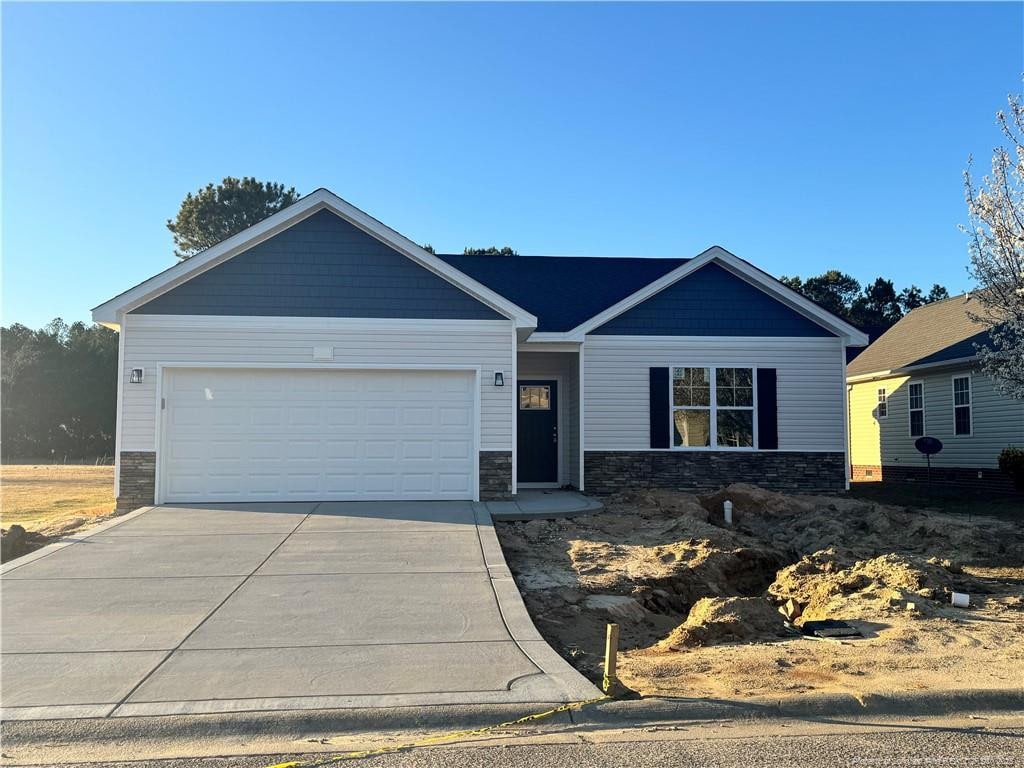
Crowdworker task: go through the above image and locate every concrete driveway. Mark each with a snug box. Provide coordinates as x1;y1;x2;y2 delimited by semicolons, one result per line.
1;501;597;720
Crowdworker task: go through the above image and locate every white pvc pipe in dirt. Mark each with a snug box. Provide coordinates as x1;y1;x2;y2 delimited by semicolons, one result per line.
951;592;970;609
724;500;733;525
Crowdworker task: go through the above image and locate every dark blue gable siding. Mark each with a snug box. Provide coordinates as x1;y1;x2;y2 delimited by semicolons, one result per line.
132;210;502;320
592;263;835;337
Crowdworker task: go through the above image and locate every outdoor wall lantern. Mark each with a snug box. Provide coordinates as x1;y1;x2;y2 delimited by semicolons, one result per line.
494;371;504;387
129;368;144;384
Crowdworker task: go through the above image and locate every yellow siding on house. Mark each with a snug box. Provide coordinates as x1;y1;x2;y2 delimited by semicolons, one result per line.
849;376;907;468
849;368;1024;470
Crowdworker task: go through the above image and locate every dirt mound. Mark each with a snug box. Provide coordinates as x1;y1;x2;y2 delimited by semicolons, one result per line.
606;488;712;523
697;485;1024;566
568;538;788;607
495;484;1024;683
657;597;791;649
768;548;980;621
699;483;819;521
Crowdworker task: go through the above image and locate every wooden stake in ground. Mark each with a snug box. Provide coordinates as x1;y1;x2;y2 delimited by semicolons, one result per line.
603;622;619;694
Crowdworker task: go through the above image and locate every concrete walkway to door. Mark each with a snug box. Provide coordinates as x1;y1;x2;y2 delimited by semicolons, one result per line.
0;501;599;720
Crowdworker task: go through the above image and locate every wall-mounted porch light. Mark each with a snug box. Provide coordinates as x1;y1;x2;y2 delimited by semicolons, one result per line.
494;371;505;387
129;368;144;384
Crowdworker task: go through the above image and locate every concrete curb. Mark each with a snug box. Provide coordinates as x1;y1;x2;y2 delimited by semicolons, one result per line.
3;688;1020;751
573;688;1024;724
472;503;604;703
0;506;154;576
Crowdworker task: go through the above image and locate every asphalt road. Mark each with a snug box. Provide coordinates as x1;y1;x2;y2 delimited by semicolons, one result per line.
17;722;1023;768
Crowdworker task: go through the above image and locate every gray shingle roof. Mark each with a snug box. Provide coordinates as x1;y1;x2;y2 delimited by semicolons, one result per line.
846;293;992;376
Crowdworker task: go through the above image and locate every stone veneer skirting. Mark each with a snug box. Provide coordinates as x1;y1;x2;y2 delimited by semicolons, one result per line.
584;451;847;495
852;464;1018;494
479;451;513;501
117;451;156;513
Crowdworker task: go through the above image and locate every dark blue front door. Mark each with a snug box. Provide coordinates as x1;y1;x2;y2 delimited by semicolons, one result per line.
517;380;558;483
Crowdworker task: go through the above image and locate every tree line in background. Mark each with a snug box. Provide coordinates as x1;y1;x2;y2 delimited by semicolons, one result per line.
1;320;118;460
779;272;950;341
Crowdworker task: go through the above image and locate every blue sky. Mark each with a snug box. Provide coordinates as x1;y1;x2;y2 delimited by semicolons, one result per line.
3;2;1021;328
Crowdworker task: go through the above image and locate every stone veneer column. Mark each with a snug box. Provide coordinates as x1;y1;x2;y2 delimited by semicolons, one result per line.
479;451;513;500
116;451;156;513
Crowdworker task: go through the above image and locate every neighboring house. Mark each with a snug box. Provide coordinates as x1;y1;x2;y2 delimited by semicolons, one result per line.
92;189;867;511
847;294;1024;492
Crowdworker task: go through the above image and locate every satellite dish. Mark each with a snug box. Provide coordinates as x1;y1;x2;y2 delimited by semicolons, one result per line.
914;436;943;486
915;437;943;456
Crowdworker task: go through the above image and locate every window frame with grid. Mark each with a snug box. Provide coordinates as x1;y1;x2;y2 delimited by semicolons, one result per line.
952;374;972;436
877;387;888;419
907;380;925;438
670;366;758;450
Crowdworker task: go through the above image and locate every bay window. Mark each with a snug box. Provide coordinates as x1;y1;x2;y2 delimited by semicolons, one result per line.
672;366;755;449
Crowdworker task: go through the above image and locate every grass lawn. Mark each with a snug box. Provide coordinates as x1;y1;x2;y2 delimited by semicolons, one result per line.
1;464;115;533
847;480;1022;519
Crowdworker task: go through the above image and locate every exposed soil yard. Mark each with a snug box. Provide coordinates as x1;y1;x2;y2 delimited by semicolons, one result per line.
495;484;1024;701
1;464;115;561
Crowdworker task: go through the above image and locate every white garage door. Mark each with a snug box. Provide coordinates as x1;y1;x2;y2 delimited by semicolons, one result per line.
160;368;477;502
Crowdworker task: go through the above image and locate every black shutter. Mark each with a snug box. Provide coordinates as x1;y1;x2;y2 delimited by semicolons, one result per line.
650;367;670;449
757;368;778;449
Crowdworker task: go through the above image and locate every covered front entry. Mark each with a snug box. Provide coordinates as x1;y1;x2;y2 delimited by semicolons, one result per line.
159;367;477;502
516;349;580;488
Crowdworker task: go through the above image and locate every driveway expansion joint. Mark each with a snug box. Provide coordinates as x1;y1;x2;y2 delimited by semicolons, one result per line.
104;503;321;718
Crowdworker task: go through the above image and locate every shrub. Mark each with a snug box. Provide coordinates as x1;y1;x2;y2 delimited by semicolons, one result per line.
997;447;1024;491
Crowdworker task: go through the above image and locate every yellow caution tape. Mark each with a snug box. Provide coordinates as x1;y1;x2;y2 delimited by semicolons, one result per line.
264;694;610;768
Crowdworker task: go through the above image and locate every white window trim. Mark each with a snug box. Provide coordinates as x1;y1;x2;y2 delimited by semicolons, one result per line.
669;365;759;451
951;373;973;437
907;379;925;438
876;387;888;419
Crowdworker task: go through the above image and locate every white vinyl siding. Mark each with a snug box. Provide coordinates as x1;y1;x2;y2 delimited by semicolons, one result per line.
583;336;846;452
850;367;1024;469
119;315;515;460
517;350;581;487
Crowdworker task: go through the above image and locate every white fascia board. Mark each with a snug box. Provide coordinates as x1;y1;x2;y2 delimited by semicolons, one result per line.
91;189;538;332
517;340;582;353
847;355;979;383
560;246;870;346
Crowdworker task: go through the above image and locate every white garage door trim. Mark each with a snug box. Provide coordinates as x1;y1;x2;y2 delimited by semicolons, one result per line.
154;363;482;503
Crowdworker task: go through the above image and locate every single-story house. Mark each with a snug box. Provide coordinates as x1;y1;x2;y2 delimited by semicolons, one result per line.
847;293;1024;492
92;189;868;511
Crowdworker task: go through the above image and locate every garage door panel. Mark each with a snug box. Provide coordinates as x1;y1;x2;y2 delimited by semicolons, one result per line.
439;474;472;493
327;407;358;427
402;441;434;460
439;440;472;460
161;369;476;502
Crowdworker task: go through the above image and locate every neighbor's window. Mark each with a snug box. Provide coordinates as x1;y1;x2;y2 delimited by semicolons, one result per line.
908;381;925;437
952;375;972;436
877;388;888;418
519;385;550;410
672;366;754;449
